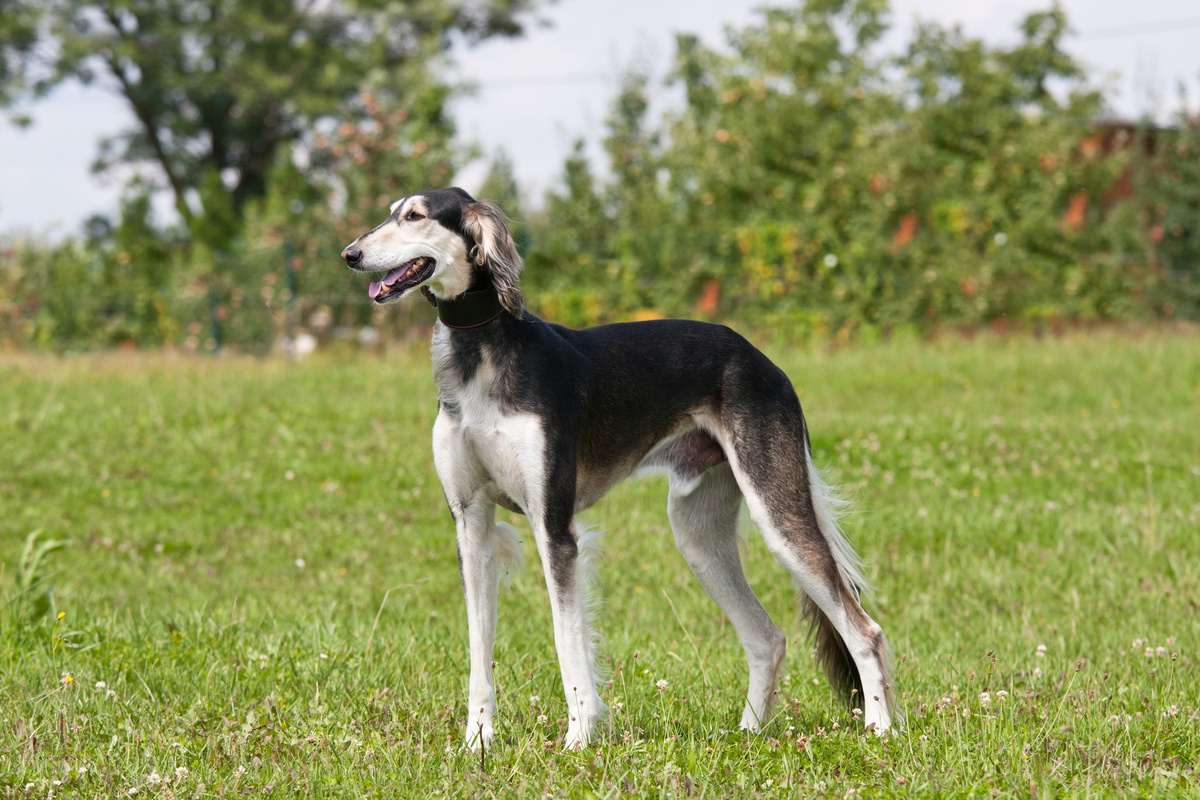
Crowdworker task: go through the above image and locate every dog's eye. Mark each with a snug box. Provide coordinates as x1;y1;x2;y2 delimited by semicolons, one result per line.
406;210;425;221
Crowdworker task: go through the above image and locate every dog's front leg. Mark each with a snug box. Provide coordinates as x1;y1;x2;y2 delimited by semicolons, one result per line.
434;413;522;751
454;497;515;751
531;511;606;750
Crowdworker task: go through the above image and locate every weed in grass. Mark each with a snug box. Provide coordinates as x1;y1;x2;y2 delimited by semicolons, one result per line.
5;529;69;623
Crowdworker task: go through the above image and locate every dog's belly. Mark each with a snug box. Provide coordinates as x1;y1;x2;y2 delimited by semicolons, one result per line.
492;489;526;515
639;427;728;481
573;425;728;509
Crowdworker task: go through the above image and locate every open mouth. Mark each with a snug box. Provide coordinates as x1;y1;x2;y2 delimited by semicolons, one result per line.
367;257;436;304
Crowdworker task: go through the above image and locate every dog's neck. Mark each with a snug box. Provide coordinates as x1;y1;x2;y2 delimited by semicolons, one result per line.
424;272;505;329
437;287;504;329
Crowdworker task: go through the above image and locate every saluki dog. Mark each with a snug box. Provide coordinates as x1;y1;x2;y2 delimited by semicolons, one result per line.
341;187;896;750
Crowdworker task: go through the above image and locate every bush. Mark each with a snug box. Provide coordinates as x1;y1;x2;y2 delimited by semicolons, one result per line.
522;1;1196;332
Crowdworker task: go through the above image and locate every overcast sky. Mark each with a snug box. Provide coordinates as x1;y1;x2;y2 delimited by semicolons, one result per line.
2;0;1198;238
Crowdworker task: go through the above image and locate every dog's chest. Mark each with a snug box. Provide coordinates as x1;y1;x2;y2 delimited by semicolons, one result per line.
433;348;545;510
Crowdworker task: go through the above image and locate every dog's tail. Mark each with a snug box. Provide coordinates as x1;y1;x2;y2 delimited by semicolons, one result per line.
800;448;864;707
800;440;895;720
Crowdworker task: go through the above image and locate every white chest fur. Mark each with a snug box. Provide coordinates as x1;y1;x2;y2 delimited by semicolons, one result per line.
431;329;546;517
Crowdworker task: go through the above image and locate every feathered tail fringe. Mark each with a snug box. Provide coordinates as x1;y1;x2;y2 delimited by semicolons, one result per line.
492;521;525;588
573;519;611;688
801;452;899;723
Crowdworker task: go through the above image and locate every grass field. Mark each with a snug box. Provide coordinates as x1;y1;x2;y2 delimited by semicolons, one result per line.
2;329;1198;798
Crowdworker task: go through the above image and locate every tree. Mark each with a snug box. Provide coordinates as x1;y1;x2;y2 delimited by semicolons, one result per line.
1;0;537;248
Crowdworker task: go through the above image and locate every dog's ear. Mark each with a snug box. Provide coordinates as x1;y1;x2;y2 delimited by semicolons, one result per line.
461;200;524;316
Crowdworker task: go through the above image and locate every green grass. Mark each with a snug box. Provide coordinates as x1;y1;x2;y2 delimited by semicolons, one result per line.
2;330;1198;797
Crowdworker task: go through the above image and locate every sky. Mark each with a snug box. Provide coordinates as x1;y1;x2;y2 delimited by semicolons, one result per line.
1;0;1198;239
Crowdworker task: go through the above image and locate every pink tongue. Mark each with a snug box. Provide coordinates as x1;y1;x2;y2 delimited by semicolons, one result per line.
368;265;411;298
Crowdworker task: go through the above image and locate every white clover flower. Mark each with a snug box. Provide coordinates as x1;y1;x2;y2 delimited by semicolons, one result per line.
1145;647;1155;659
1036;644;1047;658
1156;646;1166;657
979;692;990;705
529;695;540;707
147;773;161;785
1033;667;1043;678
175;767;188;779
656;679;669;692
95;681;107;690
612;702;624;712
537;714;548;725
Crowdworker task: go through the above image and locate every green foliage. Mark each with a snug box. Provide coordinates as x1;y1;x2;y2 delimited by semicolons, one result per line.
4;1;1199;350
1;190;179;349
1;333;1197;795
1137;106;1200;315
1;64;465;351
525;2;1194;332
0;0;39;116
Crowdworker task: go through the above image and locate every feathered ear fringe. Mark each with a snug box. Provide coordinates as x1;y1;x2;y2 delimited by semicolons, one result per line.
461;200;524;316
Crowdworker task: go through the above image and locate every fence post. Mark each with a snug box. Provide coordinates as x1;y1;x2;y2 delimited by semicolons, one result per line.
285;239;297;341
207;287;222;352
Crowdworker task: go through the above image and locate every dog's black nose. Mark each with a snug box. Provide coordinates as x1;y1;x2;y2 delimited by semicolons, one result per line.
342;246;362;266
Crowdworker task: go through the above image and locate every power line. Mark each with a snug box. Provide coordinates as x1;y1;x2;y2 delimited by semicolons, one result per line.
473;17;1200;88
1078;16;1200;40
475;72;612;89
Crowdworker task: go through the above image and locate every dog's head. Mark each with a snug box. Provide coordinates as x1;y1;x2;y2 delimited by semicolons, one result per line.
340;187;523;315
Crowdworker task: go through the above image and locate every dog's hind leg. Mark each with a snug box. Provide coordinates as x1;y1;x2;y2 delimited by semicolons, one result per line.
723;406;897;734
668;462;787;732
455;499;525;751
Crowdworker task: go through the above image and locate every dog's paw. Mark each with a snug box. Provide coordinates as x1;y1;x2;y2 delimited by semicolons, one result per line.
562;720;597;751
864;703;893;736
739;707;765;733
464;723;495;752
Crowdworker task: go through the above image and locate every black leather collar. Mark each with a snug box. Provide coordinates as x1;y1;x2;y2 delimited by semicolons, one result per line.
435;287;504;329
